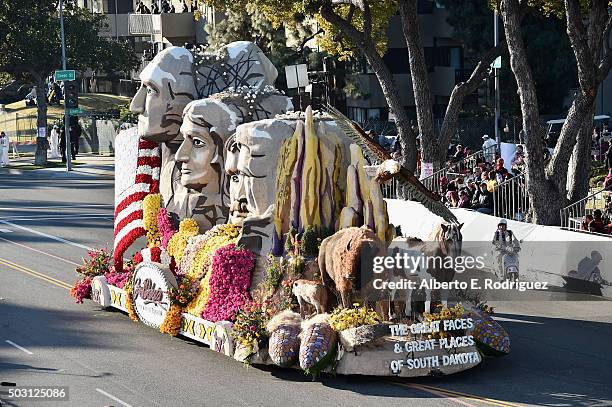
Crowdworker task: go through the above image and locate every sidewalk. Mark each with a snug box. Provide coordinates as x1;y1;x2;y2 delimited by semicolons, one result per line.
0;153;114;178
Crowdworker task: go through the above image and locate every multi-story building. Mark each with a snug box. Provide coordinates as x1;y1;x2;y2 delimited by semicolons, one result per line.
75;0;216;94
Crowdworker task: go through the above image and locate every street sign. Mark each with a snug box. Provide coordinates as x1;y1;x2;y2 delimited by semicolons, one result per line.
67;107;85;115
54;69;76;81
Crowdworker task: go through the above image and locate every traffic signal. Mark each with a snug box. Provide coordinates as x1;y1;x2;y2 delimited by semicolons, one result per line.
65;80;79;109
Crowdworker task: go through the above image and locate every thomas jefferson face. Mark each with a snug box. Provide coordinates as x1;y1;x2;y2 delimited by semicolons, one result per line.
130;47;196;142
175;127;217;191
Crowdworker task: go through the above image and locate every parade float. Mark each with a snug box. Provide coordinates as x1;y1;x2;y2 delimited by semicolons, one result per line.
70;41;510;378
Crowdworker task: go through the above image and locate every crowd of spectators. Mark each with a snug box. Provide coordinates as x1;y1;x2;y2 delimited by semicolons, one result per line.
580;200;612;235
135;0;198;14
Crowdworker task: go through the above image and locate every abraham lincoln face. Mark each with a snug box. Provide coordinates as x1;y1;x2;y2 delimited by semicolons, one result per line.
130;47;197;143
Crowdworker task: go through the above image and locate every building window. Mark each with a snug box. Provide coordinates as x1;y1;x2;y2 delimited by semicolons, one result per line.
383;48;410;74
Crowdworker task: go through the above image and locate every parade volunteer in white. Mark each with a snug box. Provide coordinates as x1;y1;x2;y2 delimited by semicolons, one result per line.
49;125;61;158
0;131;9;167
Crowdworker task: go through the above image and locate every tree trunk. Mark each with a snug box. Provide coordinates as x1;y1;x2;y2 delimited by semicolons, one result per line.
320;3;417;171
500;0;561;225
566;103;595;203
398;0;438;168
34;76;48;166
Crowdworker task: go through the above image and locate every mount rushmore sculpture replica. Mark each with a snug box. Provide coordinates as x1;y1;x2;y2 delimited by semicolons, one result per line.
77;41;509;378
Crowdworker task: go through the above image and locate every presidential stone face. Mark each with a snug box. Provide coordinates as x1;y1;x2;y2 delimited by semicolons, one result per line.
224;136;249;226
232;120;294;219
130;47;197;143
176;99;236;194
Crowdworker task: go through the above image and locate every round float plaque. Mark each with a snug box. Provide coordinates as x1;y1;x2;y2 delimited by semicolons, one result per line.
132;262;177;328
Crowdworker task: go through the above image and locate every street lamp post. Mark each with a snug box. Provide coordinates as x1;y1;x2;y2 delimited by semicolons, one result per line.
494;10;501;149
59;0;72;171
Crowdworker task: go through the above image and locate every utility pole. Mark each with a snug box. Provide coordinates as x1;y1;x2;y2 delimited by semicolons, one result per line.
59;0;72;171
494;10;501;149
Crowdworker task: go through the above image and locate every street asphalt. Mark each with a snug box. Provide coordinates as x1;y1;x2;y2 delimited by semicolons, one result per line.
0;157;611;407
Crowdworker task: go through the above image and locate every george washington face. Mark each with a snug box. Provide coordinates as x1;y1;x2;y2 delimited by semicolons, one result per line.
130;47;197;143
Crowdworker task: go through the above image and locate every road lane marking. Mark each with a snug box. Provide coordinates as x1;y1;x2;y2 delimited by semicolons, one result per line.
493;316;543;324
5;340;33;355
399;382;524;407
0;213;110;220
95;388;133;407
0;258;72;290
0;204;112;211
3;216;113;221
0;220;92;251
0;235;81;266
409;384;478;407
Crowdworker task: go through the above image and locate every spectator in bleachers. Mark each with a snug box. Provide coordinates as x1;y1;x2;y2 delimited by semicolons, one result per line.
472;182;494;214
511;145;525;174
446;190;459;207
605;144;612;170
452;144;465;162
589;210;607;234
604;168;612;191
439;176;449;195
487;170;498;192
581;214;594;231
473;166;483;182
457;189;471;208
465;179;477;200
494;158;508;182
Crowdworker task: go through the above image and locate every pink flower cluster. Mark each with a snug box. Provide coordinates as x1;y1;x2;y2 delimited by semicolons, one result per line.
201;244;255;322
70;277;92;304
104;271;131;288
157;208;176;249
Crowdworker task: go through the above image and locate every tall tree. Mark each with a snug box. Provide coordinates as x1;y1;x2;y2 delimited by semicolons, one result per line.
500;0;612;225
0;0;138;164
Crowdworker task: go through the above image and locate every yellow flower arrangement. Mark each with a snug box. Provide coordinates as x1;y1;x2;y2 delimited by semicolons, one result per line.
423;303;465;339
166;218;199;263
159;304;182;336
329;304;380;332
143;194;161;247
181;224;241;316
124;286;139;322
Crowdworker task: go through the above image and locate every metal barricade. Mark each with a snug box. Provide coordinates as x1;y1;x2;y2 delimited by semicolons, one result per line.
493;174;529;222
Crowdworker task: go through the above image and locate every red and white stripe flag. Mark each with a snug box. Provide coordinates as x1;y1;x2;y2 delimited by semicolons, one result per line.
113;127;160;270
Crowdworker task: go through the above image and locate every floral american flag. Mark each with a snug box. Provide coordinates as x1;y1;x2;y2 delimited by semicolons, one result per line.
113;127;160;271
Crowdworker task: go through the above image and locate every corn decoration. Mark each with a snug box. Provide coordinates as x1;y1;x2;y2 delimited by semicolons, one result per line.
299;314;337;376
468;308;510;356
266;310;302;367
